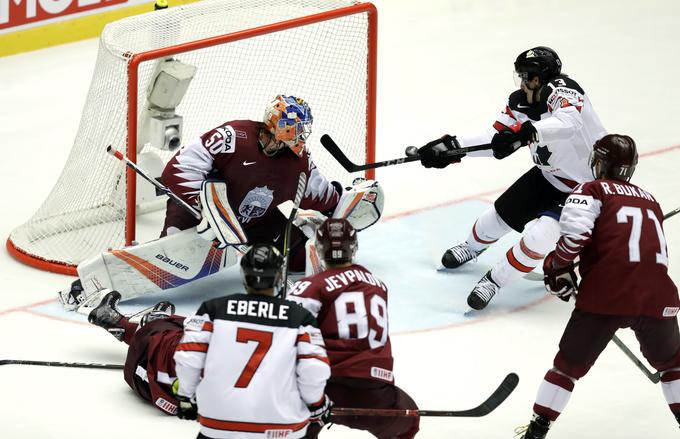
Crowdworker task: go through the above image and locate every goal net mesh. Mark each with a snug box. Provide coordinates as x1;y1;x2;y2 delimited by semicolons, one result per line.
9;0;373;270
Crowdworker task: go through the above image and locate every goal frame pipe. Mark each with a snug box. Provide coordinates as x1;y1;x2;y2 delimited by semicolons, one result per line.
125;2;378;246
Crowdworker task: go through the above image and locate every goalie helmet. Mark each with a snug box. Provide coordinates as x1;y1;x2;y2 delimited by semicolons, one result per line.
590;134;638;182
263;95;313;157
315;218;358;264
240;244;284;291
514;46;562;83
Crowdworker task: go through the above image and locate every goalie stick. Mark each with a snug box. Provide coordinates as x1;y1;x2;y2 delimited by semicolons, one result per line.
331;372;518;417
280;172;307;297
0;359;123;370
320;134;492;173
106;145;249;254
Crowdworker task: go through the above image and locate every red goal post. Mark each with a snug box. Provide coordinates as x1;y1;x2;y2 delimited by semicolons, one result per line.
7;0;377;275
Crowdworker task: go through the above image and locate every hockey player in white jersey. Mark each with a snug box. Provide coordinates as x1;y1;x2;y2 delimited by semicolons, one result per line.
173;244;332;439
417;46;607;310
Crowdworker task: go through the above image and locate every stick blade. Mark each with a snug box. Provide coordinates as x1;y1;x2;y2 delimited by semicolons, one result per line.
320;134;361;172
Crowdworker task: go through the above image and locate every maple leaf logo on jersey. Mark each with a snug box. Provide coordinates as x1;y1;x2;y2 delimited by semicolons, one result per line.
534;145;552;166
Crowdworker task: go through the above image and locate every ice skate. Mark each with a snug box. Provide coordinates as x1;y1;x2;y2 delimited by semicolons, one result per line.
515;414;552;439
139;301;176;327
467;271;500;310
441;242;485;269
88;290;125;341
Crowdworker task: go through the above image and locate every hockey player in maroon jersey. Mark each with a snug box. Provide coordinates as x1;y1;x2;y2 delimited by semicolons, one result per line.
288;218;420;439
518;134;680;438
160;95;340;271
88;291;183;415
416;47;607;310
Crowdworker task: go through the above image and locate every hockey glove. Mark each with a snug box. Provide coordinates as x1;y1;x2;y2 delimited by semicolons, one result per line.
491;121;537;160
176;394;198;420
308;394;333;426
543;251;578;302
418;134;464;169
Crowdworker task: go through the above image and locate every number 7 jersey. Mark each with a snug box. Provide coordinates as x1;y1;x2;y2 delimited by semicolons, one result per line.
288;264;394;383
555;179;679;317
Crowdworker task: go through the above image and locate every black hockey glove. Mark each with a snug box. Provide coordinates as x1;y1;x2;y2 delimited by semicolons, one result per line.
176;394;198;420
543;251;578;302
418;134;464;169
491;121;537;160
308;394;333;426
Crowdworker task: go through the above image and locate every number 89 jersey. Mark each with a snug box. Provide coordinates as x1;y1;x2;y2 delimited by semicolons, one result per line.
288;264;395;383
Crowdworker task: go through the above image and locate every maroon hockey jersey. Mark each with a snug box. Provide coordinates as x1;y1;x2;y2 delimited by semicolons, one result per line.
288;264;394;383
161;120;340;243
554;179;679;317
123;317;185;415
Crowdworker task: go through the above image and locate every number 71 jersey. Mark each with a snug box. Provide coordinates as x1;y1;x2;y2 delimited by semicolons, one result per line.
556;179;679;317
288;264;395;383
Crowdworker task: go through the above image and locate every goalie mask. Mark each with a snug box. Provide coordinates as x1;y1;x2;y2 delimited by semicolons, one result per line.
315;218;358;264
590;134;638;182
240;244;284;291
263;95;313;157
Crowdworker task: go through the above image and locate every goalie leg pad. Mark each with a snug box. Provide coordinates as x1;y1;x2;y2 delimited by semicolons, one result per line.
198;181;248;247
66;228;237;312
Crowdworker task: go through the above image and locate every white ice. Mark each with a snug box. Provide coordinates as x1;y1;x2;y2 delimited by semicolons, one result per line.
1;0;680;438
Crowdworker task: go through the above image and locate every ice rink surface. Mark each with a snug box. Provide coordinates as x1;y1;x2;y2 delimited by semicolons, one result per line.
2;0;680;437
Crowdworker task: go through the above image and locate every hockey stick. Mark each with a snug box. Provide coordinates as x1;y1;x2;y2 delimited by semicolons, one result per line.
331;372;518;417
610;336;660;384
320;134;492;173
106;145;249;254
280;172;307;297
0;359;123;370
107;145;201;220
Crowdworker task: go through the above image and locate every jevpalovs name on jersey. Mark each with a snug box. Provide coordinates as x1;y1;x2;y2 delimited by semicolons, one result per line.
288;263;395;383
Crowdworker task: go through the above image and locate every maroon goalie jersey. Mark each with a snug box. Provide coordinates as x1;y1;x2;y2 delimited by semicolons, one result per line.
288;264;394;383
554;179;679;317
161;120;339;243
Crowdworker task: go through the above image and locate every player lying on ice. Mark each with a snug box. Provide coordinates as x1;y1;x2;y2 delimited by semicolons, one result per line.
59;94;384;313
416;46;607;310
516;134;680;438
88;244;334;439
88;220;420;438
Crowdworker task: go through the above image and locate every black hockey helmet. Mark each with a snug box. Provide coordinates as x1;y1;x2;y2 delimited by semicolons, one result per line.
590;134;638;182
240;244;284;291
514;46;562;83
315;218;358;264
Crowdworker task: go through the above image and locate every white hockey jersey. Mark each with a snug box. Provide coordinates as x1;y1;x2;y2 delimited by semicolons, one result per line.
460;75;607;192
174;293;330;439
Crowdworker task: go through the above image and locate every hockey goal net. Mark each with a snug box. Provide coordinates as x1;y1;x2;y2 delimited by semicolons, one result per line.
7;0;376;275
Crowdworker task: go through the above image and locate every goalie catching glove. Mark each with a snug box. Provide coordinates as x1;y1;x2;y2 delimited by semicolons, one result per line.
286;178;385;238
543;251;578;302
197;180;248;248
